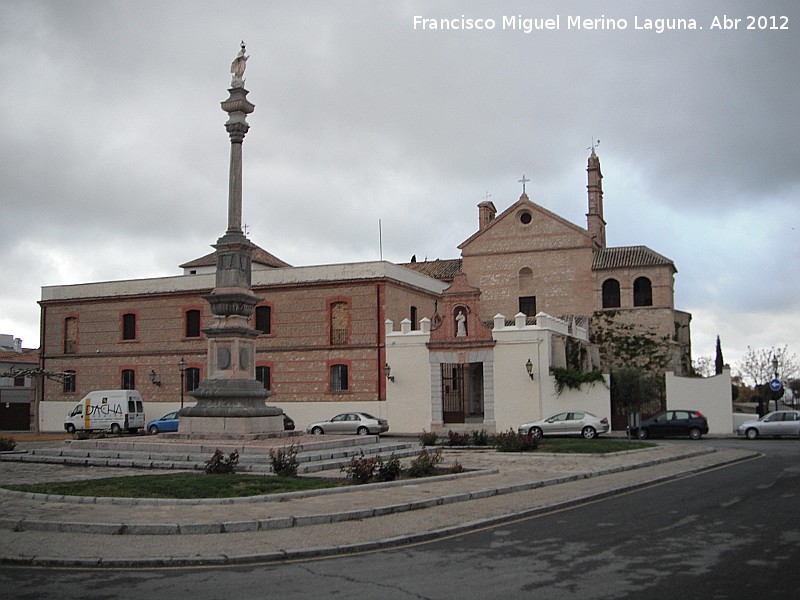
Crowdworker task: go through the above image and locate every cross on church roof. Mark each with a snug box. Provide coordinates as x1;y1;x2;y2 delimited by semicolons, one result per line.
518;174;530;194
482;191;492;202
587;138;600;152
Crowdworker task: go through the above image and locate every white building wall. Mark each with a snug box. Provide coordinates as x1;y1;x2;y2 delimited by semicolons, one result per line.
665;367;733;434
384;318;434;434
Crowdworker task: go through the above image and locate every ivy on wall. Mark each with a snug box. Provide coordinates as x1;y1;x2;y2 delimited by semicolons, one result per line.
550;367;606;395
590;311;672;375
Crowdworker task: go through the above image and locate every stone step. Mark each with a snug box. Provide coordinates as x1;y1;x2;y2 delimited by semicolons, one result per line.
2;440;422;474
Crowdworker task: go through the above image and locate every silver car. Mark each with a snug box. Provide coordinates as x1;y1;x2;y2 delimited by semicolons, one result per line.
306;412;389;436
518;411;610;440
737;410;800;440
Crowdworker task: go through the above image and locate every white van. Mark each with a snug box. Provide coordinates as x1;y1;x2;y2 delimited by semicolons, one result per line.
64;390;146;434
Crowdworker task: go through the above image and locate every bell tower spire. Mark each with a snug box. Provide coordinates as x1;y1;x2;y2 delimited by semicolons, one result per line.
586;140;606;249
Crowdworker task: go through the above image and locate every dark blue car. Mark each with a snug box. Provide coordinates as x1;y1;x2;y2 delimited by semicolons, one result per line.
631;409;709;440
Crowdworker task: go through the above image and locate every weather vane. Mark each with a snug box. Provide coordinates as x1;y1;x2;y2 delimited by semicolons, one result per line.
588;138;600;152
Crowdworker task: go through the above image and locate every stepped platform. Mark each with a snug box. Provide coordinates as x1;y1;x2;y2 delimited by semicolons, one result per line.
0;434;420;474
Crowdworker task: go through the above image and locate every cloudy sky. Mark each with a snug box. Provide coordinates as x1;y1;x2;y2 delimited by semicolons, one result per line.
1;0;798;372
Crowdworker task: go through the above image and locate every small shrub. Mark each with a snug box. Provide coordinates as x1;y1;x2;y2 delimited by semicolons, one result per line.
471;429;489;446
342;451;377;484
449;460;464;474
447;430;470;446
418;430;438;446
269;443;301;477
407;447;443;478
375;454;402;482
0;436;16;451
204;448;240;474
494;429;539;452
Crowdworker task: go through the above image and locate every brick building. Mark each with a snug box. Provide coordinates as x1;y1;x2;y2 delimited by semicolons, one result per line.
36;149;690;432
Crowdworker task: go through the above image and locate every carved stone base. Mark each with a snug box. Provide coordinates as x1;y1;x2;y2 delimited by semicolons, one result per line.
179;414;284;435
178;378;284;434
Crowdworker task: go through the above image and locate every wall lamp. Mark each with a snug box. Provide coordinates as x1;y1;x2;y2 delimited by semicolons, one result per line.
149;369;161;386
384;362;395;383
525;359;534;380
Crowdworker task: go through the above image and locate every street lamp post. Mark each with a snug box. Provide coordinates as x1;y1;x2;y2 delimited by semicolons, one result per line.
771;354;779;413
179;358;186;410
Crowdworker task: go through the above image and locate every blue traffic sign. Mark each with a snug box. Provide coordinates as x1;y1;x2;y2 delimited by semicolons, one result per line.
770;378;782;392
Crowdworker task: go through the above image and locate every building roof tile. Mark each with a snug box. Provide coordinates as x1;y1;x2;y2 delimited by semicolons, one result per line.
592;246;675;271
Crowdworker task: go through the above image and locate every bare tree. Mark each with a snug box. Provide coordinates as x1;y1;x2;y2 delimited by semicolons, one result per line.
692;356;715;377
735;345;799;387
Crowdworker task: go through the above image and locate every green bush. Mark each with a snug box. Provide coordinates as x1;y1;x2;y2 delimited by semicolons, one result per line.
471;429;489;446
269;443;301;477
342;451;377;484
406;447;443;477
204;448;240;474
494;429;539;452
418;430;438;446
375;454;402;482
447;430;470;446
0;436;16;451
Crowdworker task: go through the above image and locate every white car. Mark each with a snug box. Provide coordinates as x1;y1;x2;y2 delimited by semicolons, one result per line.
737;410;800;440
306;412;389;436
518;411;610;440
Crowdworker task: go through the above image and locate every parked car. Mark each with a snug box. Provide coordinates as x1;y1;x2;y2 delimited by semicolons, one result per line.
737;410;800;440
518;411;609;440
147;411;179;434
630;410;708;440
306;412;389;436
148;411;296;434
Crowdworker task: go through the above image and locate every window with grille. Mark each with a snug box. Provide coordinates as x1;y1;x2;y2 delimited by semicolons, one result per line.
64;317;78;354
256;365;271;391
185;310;201;337
63;370;76;393
330;364;348;392
121;369;135;390
255;305;271;335
330;301;349;345
185;367;200;392
122;313;136;340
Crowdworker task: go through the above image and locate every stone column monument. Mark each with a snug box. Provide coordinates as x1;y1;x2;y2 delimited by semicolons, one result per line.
179;43;283;435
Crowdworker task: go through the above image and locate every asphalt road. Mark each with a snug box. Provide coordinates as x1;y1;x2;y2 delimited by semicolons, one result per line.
2;439;797;600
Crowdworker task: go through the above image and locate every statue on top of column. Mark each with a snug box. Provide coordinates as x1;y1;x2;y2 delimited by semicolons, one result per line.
230;41;248;88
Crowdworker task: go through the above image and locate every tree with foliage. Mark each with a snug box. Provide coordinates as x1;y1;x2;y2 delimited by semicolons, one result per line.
715;335;725;375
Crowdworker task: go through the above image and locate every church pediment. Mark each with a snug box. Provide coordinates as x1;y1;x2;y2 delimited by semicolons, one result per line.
459;193;592;254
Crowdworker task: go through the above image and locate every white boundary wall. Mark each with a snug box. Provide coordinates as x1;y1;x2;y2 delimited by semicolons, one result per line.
665;368;733;434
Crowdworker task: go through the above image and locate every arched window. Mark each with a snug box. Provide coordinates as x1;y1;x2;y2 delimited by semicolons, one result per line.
518;267;533;292
633;277;653;307
602;279;621;308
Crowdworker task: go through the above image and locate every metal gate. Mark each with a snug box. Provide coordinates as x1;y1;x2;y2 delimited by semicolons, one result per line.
441;363;466;423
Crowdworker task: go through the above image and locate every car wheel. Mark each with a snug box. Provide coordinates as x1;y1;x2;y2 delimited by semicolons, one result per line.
148;425;159;435
530;427;543;440
689;427;702;440
356;426;369;436
637;428;649;440
581;426;597;440
110;423;121;434
311;426;324;435
65;424;76;434
745;428;759;440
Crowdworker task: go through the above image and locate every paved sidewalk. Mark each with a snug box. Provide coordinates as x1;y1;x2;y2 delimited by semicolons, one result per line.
0;441;757;568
